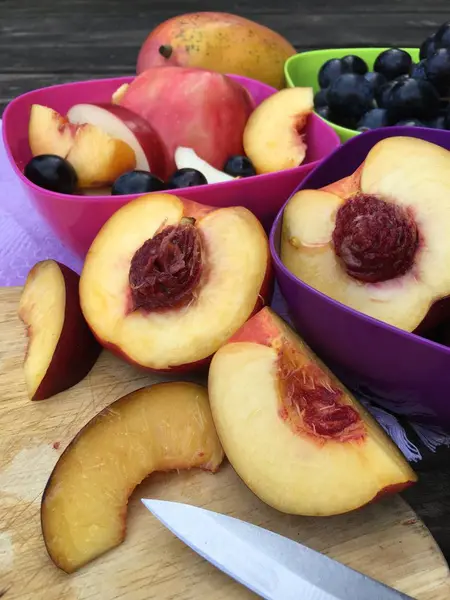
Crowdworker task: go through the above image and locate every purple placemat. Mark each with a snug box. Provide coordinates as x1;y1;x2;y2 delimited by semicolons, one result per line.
0;120;83;286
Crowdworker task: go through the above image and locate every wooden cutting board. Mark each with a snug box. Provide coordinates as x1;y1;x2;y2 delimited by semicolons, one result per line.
1;286;449;600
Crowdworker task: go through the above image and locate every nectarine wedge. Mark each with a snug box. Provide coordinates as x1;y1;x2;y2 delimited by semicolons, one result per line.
79;193;272;371
29;104;76;158
41;382;224;573
281;136;450;333
208;307;417;516
243;87;313;174
18;260;101;400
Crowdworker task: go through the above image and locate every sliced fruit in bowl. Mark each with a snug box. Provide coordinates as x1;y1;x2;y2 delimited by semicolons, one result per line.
280;135;450;333
2;74;340;258
79;192;273;372
66;102;169;179
269;125;450;426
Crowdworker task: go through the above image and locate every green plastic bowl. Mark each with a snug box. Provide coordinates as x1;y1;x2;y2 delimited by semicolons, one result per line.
285;47;420;142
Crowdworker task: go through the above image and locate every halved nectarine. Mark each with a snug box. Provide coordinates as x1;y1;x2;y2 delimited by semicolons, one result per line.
208;307;417;516
79;193;272;371
41;382;224;573
18;260;101;400
281;136;450;333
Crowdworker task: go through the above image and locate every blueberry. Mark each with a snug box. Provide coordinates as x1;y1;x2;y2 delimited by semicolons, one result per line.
24;154;78;194
434;21;450;49
314;88;329;108
375;74;410;107
223;155;256;178
386;78;440;121
395;118;425;127
111;170;166;195
356;108;390;131
364;71;387;96
341;55;368;75
167;168;207;189
420;34;437;60
316;105;331;120
326;73;374;119
425;48;450;94
374;48;413;80
411;60;428;81
318;58;346;88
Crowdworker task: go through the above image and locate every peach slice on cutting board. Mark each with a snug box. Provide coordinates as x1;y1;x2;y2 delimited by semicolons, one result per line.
18;260;101;401
208;307;417;516
41;382;224;573
243;87;313;174
79;193;273;372
280;136;450;333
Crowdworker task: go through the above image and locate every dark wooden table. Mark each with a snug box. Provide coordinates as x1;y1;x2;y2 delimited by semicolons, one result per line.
2;0;450;565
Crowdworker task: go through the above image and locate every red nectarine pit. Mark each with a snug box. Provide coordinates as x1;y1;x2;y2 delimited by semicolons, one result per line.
277;344;366;444
332;194;419;283
129;220;203;311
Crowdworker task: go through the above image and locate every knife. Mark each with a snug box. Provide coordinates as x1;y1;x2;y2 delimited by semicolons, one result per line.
141;499;415;600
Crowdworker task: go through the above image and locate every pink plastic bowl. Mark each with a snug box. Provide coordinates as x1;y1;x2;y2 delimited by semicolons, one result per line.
2;75;340;259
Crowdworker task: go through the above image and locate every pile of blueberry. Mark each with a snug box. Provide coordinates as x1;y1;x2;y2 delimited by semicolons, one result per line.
23;154;256;196
315;20;450;132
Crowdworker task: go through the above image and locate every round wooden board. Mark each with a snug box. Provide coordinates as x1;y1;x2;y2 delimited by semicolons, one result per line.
1;287;449;600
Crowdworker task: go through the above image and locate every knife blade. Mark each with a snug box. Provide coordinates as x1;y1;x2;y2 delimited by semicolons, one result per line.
142;499;415;600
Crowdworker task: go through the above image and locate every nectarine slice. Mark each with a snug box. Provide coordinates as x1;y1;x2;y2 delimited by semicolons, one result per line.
67;103;169;180
66;123;136;188
29;104;76;158
281;136;450;332
18;260;101;400
79;193;272;371
243;87;313;174
41;382;224;573
208;307;417;516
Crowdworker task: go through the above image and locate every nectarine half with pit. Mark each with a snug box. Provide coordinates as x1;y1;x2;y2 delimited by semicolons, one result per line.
79;193;272;371
41;382;224;573
208;307;417;516
281;136;450;333
243;87;313;174
118;66;254;173
18;260;101;401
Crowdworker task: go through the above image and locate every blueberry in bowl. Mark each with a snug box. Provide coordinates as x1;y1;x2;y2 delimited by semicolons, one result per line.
374;48;413;80
326;73;374;120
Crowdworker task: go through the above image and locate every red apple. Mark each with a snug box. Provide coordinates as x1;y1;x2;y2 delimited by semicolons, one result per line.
79;193;273;372
67;103;169;180
18;260;102;400
118;66;254;173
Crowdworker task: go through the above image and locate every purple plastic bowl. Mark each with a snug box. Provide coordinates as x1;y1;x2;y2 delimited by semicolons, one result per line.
270;126;450;427
2;74;340;259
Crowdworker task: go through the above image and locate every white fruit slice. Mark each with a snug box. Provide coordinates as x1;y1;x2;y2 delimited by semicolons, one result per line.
174;147;235;184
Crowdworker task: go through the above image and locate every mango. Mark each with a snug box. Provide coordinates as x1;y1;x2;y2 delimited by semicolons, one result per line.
136;12;297;90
